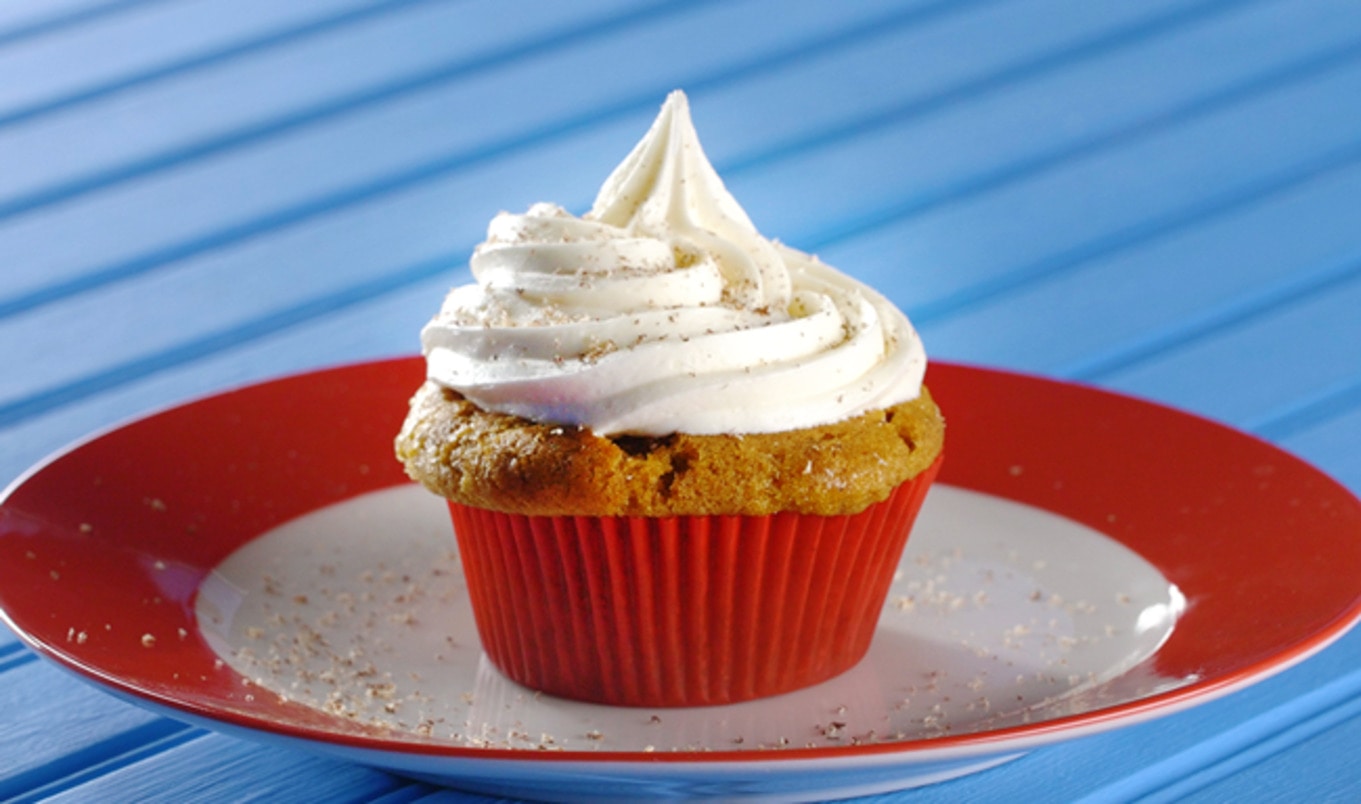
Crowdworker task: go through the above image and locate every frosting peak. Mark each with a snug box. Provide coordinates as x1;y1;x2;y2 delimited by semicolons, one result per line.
421;90;926;436
588;91;790;310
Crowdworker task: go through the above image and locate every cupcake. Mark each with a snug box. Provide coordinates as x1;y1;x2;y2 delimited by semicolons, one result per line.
396;90;943;707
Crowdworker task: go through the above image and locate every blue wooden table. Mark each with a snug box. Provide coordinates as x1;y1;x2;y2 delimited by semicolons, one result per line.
3;0;1361;800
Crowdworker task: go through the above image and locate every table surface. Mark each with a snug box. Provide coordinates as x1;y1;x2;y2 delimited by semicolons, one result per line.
3;0;1361;801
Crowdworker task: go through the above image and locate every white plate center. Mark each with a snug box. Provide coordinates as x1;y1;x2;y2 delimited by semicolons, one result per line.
196;484;1187;752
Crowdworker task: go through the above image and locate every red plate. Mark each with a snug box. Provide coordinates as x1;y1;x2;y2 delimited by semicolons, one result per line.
2;358;1359;797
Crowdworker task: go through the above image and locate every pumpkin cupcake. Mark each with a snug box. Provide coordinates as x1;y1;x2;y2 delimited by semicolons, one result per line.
396;91;943;706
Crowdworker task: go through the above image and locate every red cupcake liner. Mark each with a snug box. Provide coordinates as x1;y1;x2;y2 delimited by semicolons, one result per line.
447;455;942;707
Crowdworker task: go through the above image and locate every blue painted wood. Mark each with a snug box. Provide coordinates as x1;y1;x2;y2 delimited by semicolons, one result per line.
407;791;507;804
0;0;663;219
2;0;1361;799
0;0;937;331
813;48;1361;326
0;0;713;304
922;161;1361;380
0;1;171;48
1101;272;1361;429
0;0;398;120
1177;690;1361;802
0;660;190;801
725;0;1272;241
40;734;407;802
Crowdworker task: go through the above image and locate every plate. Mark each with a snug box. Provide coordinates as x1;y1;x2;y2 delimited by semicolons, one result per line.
3;358;1360;802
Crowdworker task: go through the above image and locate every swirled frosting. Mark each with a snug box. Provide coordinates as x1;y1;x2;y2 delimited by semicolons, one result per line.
421;90;926;436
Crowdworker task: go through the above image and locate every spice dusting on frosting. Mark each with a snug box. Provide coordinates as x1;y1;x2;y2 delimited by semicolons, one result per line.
420;90;927;436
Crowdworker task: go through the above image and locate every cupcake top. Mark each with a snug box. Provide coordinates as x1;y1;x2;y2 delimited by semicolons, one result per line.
397;381;942;516
420;90;926;437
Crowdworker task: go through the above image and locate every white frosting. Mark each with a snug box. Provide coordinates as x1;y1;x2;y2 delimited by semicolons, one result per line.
421;90;926;436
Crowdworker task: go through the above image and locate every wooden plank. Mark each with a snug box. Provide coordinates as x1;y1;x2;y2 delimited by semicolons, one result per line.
1098;271;1361;430
405;789;508;804
0;1;165;46
0;0;661;217
1175;695;1361;803
0;659;188;801
721;0;1284;242
919;160;1361;381
811;49;1361;323
0;0;923;302
0;0;395;118
42;733;406;802
627;0;1199;164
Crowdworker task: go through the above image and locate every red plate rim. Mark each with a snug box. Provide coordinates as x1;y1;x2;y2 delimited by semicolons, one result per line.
2;356;1360;765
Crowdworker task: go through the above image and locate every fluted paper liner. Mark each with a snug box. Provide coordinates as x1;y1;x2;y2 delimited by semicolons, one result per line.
448;456;942;707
